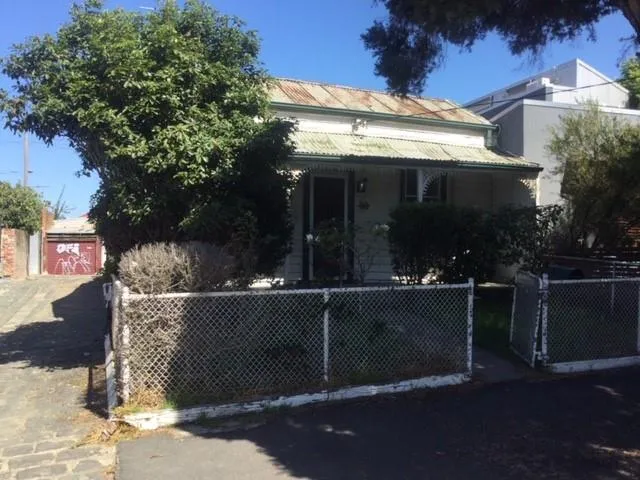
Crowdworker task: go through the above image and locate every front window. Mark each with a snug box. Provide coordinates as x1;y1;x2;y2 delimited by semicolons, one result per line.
401;169;446;202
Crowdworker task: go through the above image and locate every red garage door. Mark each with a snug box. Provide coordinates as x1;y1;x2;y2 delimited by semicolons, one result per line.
47;240;99;275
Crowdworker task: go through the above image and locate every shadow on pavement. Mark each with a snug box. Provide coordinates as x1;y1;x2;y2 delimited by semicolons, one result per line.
159;371;640;480
0;278;108;417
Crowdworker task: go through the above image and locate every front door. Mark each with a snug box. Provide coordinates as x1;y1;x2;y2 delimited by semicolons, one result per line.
312;176;346;280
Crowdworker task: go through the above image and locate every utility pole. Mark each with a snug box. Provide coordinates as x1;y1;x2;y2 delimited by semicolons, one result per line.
23;133;30;187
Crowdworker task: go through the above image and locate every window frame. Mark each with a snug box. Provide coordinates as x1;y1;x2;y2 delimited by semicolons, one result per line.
400;169;447;203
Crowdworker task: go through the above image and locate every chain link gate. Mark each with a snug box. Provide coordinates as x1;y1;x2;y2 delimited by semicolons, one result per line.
543;277;640;372
511;271;640;372
510;271;543;366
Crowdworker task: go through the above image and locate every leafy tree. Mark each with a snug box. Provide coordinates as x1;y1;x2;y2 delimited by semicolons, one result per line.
620;57;640;108
547;102;640;251
495;205;563;273
363;1;640;94
0;182;43;234
0;0;295;278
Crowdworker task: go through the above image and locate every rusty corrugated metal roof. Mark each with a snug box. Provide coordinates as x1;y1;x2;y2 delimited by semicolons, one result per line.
270;78;491;126
291;131;537;168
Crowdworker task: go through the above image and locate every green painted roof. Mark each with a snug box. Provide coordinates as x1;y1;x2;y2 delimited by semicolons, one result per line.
291;131;538;170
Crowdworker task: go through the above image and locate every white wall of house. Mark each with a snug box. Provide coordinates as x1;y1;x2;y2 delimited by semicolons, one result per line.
274;110;488;148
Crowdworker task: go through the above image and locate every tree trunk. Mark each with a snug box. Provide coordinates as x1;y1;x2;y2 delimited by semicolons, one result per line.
617;0;640;38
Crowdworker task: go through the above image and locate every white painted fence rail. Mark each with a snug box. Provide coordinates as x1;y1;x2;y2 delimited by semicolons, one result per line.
109;279;474;428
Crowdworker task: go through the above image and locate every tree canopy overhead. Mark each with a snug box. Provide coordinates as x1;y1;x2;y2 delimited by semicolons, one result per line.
363;0;640;95
1;0;295;277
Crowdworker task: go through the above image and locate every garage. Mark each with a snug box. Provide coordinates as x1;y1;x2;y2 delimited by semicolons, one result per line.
46;217;103;275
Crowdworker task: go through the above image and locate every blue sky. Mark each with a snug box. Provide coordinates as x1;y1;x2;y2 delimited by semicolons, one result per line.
0;1;635;214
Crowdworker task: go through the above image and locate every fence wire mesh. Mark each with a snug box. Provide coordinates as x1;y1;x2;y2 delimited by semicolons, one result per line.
112;283;472;406
546;279;640;364
510;272;541;366
329;287;469;386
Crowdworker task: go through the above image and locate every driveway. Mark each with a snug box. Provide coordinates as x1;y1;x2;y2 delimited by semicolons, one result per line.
0;276;114;479
119;369;640;480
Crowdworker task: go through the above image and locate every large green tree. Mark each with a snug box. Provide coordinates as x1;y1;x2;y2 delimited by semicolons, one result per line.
363;1;640;95
547;102;640;251
0;0;295;276
620;57;640;107
0;182;43;234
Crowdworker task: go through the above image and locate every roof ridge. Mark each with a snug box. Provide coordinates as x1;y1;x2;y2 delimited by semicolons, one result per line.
274;77;452;103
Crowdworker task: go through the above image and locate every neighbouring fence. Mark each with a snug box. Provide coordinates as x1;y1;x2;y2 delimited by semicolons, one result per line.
511;272;640;372
547;255;640;279
108;280;474;410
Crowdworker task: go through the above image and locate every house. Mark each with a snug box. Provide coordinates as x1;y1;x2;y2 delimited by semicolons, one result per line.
270;79;540;284
45;216;104;275
465;58;640;206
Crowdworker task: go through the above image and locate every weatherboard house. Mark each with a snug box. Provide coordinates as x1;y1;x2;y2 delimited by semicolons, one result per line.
269;78;540;283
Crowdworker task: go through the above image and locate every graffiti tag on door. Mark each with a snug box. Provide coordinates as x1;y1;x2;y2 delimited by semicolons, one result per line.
54;243;93;274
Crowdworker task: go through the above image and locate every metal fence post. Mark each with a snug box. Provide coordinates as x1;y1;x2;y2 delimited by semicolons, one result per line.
467;278;474;375
611;262;617;313
120;286;131;403
323;289;330;384
509;273;518;344
539;274;549;365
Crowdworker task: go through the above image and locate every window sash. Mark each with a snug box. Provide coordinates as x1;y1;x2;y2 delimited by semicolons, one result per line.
401;169;446;203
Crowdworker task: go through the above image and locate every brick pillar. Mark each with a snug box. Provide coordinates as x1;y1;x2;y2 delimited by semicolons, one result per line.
0;229;17;278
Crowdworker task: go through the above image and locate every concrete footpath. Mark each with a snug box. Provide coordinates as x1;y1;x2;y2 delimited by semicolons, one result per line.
118;368;640;479
0;277;115;479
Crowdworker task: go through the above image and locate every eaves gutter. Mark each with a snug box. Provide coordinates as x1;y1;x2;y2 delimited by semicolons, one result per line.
271;102;498;132
289;153;543;172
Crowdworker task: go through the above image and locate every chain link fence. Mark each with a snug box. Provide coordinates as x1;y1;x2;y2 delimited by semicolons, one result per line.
110;281;473;407
511;272;640;372
545;278;640;366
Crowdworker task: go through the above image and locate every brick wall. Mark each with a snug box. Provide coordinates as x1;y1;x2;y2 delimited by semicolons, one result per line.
1;229;16;278
0;228;28;279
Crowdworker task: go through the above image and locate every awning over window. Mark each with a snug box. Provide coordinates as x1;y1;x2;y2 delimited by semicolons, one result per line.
290;130;539;171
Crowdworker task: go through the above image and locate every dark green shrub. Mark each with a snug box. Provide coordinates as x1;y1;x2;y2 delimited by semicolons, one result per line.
495;204;563;273
388;203;563;284
388;203;499;284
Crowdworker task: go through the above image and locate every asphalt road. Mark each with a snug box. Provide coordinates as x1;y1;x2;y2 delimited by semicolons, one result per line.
118;368;640;480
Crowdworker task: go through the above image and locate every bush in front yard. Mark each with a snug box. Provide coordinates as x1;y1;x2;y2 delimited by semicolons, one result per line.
119;242;234;294
388;203;499;284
